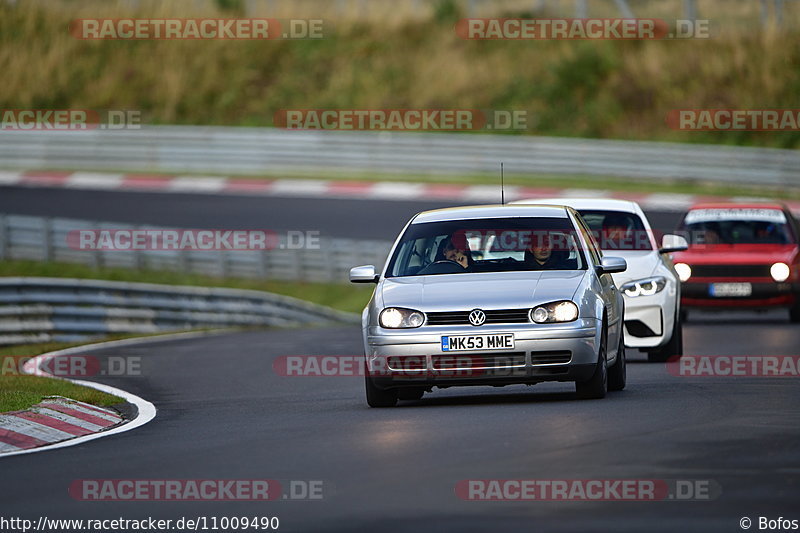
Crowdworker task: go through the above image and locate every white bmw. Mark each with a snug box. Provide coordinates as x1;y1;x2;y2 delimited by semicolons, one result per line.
514;198;688;361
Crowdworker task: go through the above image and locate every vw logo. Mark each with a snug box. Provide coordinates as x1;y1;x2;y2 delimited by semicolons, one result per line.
468;309;486;327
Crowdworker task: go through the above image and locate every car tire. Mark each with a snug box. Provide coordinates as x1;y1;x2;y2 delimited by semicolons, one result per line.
576;325;607;400
648;309;683;363
364;363;398;408
608;328;626;392
790;300;800;323
397;388;425;401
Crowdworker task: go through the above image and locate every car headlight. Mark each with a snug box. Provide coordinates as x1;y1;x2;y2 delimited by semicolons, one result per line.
771;262;791;283
674;263;692;282
529;301;579;324
379;307;425;329
620;276;667;298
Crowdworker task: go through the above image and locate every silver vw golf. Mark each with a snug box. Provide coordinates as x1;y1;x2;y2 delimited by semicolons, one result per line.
350;205;627;407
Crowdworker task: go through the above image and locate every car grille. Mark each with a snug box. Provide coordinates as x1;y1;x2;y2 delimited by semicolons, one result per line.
690;264;771;278
530;351;572;365
425;309;530;326
431;352;526;369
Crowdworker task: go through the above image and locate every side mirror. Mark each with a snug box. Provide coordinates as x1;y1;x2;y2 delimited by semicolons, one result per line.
660;234;689;254
596;256;627;275
350;265;379;284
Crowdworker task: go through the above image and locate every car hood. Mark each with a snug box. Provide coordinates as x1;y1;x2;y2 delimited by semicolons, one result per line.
380;270;586;312
604;251;661;285
673;244;798;265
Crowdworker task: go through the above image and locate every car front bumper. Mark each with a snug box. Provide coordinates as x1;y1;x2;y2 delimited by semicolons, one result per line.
681;280;798;309
365;319;600;390
622;289;675;350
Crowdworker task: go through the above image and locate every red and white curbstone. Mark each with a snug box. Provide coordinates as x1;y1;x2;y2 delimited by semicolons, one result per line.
1;170;797;212
0;397;123;454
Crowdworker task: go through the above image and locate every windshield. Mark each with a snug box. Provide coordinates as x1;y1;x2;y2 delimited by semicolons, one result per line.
578;210;654;251
681;208;795;245
386;217;587;277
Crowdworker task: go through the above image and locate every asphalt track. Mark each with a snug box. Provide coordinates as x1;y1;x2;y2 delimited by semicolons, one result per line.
1;185;799;532
1;316;799;532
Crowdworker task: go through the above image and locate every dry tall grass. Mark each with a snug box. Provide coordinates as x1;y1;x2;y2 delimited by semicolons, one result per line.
1;0;798;147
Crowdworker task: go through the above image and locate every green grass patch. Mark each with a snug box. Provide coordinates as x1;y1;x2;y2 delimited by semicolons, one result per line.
0;339;132;413
0;375;121;413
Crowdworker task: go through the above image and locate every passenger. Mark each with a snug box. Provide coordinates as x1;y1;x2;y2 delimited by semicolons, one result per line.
525;232;573;270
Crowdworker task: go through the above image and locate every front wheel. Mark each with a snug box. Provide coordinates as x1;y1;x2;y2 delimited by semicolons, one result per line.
790;299;800;323
576;326;607;400
608;329;626;392
365;364;398;408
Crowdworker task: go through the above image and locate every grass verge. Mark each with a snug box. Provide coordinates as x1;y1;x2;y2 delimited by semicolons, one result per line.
0;339;132;413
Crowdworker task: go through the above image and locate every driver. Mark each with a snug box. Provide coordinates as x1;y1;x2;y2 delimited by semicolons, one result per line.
600;213;631;250
441;233;471;269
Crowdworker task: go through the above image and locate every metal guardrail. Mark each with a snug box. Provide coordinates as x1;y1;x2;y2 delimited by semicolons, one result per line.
0;214;392;283
0;277;360;345
0;126;798;187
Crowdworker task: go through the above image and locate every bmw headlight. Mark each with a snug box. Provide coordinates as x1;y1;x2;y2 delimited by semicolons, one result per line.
379;307;425;329
674;263;692;282
529;301;579;324
620;276;667;298
770;262;791;283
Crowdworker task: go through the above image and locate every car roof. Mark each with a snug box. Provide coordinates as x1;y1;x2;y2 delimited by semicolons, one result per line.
688;202;786;211
514;197;641;213
411;204;570;224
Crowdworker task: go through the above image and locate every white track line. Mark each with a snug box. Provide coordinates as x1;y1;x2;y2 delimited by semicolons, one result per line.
0;330;220;458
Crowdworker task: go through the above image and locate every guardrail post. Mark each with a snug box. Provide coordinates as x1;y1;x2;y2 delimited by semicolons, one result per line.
612;0;634;17
42;218;53;262
0;214;7;260
220;250;229;278
257;249;268;278
134;225;145;270
575;0;587;18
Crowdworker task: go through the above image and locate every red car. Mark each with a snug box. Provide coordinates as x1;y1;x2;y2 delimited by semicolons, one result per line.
672;202;800;322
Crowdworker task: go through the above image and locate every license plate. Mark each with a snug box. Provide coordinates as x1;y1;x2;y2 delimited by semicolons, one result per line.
441;334;514;352
709;282;752;297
